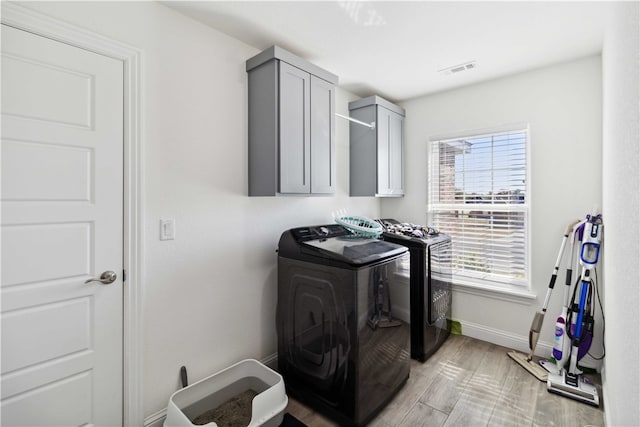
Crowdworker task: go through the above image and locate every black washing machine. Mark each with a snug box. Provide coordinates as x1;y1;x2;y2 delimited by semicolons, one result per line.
277;224;410;426
377;219;452;362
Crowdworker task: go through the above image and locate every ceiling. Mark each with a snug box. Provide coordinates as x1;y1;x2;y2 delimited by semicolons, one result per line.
162;1;610;103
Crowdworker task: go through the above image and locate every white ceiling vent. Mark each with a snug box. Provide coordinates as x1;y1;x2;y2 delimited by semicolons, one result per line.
439;61;478;76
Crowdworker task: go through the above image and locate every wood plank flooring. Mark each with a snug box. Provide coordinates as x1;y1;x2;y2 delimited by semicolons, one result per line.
285;335;605;427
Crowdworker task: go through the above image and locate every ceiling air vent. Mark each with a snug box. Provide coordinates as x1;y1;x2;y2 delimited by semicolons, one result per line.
439;61;477;76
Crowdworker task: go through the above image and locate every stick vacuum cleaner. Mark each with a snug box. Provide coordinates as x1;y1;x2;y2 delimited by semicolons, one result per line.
547;214;602;407
539;219;586;375
507;219;582;381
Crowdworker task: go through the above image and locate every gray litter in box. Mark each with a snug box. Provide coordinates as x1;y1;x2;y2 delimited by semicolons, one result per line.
192;389;259;427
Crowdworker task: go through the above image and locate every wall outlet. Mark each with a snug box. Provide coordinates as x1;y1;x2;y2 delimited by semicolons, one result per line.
160;219;176;240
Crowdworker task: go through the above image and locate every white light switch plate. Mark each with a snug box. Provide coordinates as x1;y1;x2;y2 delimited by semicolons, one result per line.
160;219;176;240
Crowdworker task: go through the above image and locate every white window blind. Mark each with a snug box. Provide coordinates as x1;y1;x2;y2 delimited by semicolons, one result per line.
429;129;529;287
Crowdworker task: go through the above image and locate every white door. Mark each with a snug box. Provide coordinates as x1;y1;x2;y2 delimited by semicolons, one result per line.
1;24;124;426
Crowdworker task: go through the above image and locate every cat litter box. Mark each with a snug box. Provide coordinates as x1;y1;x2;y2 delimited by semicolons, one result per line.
164;359;287;427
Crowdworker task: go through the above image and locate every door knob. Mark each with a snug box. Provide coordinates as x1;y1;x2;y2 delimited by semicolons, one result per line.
85;270;117;285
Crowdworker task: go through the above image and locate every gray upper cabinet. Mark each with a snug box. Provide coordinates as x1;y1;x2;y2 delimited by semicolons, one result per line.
349;96;405;197
246;46;337;196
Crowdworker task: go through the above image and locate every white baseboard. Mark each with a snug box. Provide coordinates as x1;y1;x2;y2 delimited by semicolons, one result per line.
601;367;612;426
457;319;601;370
143;353;280;427
261;352;278;371
459;318;553;356
144;408;166;427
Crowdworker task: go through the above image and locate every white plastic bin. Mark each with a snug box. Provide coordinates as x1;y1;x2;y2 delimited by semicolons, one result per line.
164;359;287;427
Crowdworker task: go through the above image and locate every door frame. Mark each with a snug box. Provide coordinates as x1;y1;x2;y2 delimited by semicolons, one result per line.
1;3;144;425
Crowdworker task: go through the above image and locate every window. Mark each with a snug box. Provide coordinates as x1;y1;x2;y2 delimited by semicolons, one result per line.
428;128;529;289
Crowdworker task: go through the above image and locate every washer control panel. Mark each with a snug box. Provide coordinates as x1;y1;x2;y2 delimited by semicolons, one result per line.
290;224;350;242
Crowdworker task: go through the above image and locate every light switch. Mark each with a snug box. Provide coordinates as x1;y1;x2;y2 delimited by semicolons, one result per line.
160;219;176;240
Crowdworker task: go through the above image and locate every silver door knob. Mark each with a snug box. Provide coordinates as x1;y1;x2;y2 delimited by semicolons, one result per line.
85;270;117;285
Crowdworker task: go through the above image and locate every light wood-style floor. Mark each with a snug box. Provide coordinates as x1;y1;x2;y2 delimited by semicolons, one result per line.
285;335;605;427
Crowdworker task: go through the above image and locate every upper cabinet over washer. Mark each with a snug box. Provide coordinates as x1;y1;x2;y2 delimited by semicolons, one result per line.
247;46;338;196
349;96;405;197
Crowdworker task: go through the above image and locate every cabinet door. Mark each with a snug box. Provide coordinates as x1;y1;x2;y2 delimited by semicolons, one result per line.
388;110;404;194
310;76;335;194
376;106;404;195
279;62;311;193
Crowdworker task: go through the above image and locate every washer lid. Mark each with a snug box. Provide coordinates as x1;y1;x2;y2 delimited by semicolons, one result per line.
279;224;408;266
303;236;407;265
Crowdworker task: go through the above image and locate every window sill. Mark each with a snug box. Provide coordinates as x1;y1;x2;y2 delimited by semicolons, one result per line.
451;280;537;305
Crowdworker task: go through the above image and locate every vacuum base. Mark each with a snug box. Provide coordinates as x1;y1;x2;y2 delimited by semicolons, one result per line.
547;370;600;407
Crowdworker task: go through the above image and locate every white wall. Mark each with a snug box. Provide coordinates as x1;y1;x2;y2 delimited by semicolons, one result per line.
20;1;380;420
602;2;640;426
381;56;604;360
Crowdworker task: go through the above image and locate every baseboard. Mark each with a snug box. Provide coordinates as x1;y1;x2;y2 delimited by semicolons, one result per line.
261;352;278;371
601;367;612;426
457;319;601;370
144;408;166;427
458;318;553;356
143;353;280;427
